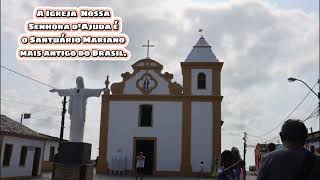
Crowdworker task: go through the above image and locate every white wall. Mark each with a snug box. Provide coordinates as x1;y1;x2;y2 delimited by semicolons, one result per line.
123;70;170;95
191;102;212;172
307;141;320;148
191;69;212;96
0;136;44;178
306;140;320;155
107;101;182;171
43;141;59;161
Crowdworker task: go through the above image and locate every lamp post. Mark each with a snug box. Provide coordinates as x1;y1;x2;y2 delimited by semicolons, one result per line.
288;77;320;132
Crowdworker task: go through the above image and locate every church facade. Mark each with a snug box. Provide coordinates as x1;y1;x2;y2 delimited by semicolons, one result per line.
96;35;223;176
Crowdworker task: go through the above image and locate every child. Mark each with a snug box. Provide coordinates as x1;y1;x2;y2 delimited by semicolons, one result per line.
200;161;205;177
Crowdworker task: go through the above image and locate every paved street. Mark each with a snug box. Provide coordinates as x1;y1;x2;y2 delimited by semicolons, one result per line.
246;175;257;180
32;172;257;180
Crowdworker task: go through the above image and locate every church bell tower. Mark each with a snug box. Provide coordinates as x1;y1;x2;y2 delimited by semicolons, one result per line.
181;35;222;96
180;35;223;175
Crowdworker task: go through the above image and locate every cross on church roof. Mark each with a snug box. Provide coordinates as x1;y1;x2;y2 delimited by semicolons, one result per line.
142;40;155;59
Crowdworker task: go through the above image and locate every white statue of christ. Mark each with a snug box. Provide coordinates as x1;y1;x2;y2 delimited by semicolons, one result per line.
50;76;105;142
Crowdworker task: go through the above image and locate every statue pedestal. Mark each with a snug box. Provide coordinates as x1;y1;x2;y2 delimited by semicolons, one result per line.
53;163;93;180
52;142;93;180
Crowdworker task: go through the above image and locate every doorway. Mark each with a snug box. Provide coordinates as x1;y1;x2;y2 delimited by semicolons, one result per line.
32;147;41;176
133;137;157;175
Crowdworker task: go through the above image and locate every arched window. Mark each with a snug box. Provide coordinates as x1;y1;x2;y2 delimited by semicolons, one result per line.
139;104;153;127
197;73;206;89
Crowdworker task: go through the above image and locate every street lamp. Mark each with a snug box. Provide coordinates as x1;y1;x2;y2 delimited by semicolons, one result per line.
288;77;297;82
288;77;320;132
288;77;318;97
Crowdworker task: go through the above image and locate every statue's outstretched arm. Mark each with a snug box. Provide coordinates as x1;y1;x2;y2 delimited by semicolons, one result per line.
85;88;104;98
50;88;73;97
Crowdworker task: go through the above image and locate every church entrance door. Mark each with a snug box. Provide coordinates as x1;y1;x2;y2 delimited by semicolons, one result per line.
133;137;157;175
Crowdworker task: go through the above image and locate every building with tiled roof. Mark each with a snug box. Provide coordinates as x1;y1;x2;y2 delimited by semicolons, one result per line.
305;131;320;156
0;114;60;179
1;114;57;140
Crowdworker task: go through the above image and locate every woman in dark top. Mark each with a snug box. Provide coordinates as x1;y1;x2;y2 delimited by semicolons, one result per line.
218;150;240;180
231;147;245;179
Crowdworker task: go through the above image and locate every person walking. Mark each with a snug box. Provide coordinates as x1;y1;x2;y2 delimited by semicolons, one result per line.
231;147;245;180
257;119;320;180
136;152;145;180
266;143;276;153
218;150;240;180
212;158;221;177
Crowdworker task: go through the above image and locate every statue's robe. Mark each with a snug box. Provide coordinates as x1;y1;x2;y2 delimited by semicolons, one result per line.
56;88;102;142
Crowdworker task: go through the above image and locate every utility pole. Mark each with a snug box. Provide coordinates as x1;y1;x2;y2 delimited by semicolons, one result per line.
243;132;247;180
59;96;67;142
243;132;247;162
53;96;67;179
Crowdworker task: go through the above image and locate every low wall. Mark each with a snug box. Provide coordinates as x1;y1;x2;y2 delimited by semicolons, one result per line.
42;161;54;171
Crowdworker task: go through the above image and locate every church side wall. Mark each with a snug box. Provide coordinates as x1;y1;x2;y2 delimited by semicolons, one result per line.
191;69;212;95
107;101;182;172
0;136;44;178
191;102;212;172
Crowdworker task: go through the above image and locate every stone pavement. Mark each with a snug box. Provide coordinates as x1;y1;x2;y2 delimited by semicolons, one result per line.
32;172;258;180
246;175;257;180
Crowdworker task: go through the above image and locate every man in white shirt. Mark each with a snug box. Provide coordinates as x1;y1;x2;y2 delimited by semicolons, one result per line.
136;152;145;180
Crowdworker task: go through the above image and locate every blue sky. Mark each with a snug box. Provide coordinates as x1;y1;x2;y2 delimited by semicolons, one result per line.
267;0;319;13
196;0;319;13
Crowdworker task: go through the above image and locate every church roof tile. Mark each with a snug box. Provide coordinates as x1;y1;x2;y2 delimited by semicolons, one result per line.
186;36;218;62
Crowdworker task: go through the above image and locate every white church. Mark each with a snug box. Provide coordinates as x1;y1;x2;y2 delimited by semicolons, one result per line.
96;35;223;176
